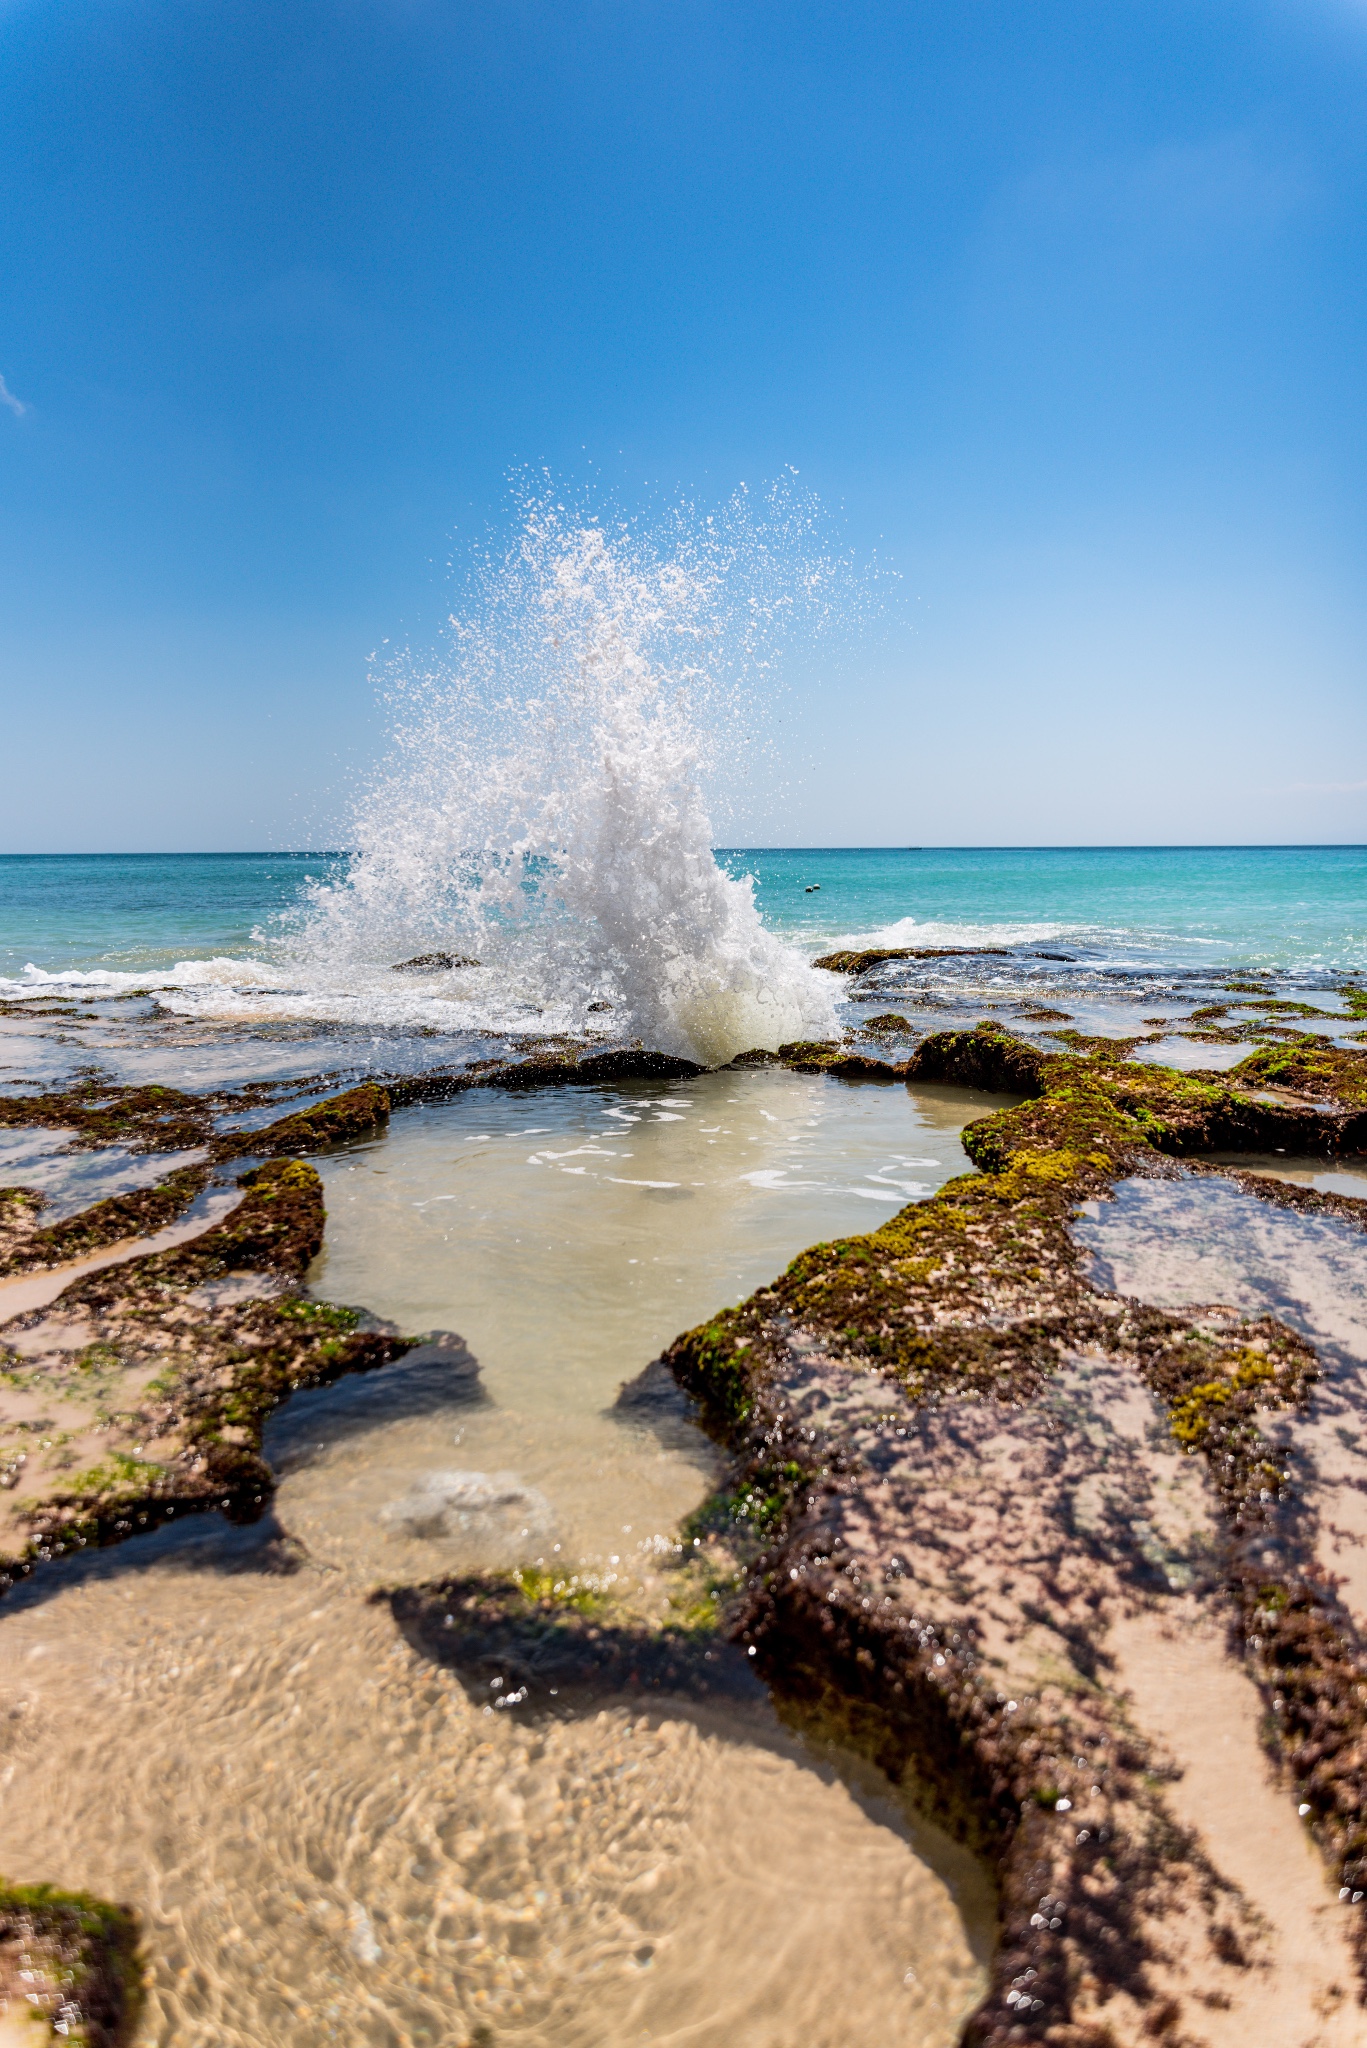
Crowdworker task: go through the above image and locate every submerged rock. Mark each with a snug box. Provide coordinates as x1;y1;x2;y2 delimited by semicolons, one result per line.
386;1569;762;1708
379;1469;553;1544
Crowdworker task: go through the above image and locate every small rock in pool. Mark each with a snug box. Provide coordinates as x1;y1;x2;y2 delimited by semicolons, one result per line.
348;1904;382;1965
379;1468;553;1542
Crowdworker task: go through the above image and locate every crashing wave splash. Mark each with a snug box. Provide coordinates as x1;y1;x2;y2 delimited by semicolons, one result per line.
3;488;857;1063
281;489;839;1065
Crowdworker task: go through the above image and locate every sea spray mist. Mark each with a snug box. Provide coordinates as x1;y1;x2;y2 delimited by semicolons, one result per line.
291;481;860;1064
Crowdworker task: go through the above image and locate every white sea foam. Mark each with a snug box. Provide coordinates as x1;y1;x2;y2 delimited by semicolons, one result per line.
1;957;284;1003
841;915;1080;951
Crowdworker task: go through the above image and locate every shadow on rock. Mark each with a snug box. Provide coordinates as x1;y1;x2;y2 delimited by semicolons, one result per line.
0;1507;308;1615
611;1355;719;1463
262;1330;485;1469
381;1573;763;1714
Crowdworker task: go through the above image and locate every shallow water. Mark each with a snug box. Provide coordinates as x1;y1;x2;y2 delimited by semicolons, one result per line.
0;1071;1000;2046
0;1544;991;2048
289;1071;998;1583
1204;1154;1367;1201
1075;1174;1367;1376
0;1128;206;1220
0;1181;239;1320
1075;1173;1367;1635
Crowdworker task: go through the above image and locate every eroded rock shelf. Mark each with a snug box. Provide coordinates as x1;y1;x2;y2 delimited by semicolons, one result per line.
3;1024;1367;2044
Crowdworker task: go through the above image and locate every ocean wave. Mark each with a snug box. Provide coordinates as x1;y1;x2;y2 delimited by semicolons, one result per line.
835;915;1082;952
5;956;280;995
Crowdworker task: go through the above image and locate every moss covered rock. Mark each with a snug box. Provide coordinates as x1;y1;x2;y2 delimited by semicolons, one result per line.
0;1881;141;2046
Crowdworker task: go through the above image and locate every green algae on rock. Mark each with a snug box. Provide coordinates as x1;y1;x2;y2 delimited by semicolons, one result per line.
1226;1037;1367;1109
0;1080;245;1154
772;1040;908;1079
212;1081;392;1160
0;1165;211;1277
0;1880;142;2046
859;1011;914;1036
0;1084;210;1154
0;1158;413;1589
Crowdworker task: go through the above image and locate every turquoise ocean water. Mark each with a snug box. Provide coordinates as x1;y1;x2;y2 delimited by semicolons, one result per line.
1;846;1363;982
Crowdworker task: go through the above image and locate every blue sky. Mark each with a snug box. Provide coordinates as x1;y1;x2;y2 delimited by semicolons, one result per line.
3;0;1366;849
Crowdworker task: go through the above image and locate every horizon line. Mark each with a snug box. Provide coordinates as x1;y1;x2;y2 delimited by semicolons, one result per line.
1;844;1365;860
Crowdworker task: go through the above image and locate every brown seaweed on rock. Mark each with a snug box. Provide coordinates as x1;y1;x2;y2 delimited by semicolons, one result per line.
211;1080;392;1160
813;945;1013;973
0;1166;212;1277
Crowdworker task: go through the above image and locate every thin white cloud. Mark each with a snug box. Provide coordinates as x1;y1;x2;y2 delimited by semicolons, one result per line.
1290;779;1367;795
0;374;26;418
1013;134;1311;238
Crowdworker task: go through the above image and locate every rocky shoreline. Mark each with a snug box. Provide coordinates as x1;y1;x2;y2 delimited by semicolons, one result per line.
656;1025;1367;2042
401;1025;1367;2044
1;1024;1366;2042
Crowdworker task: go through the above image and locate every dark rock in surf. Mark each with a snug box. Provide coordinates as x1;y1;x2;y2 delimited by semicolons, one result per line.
775;1041;907;1079
492;1048;703;1089
859;1012;913;1036
813;946;1012;973
391;953;480;972
213;1082;391;1160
